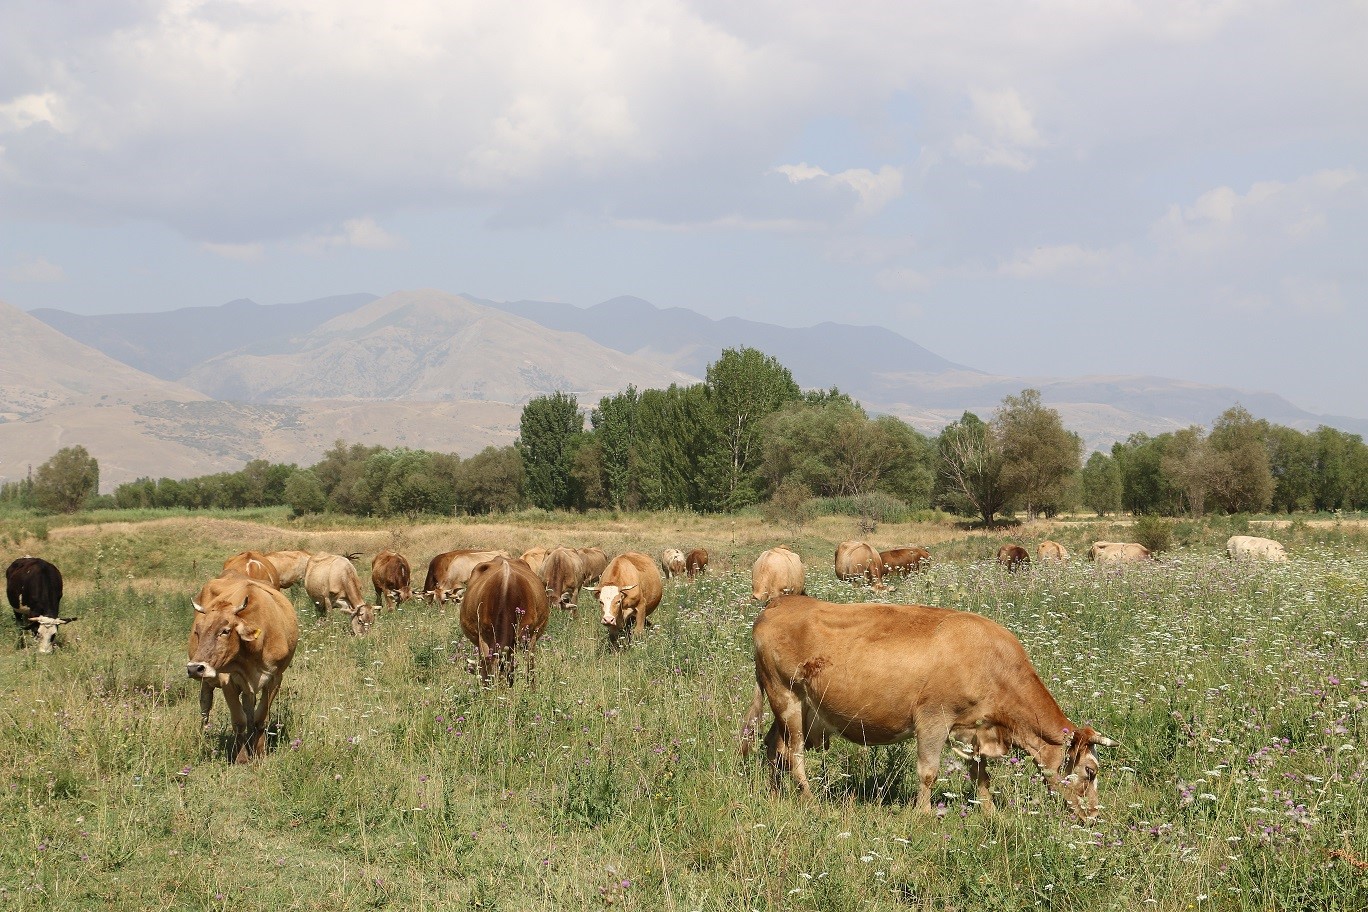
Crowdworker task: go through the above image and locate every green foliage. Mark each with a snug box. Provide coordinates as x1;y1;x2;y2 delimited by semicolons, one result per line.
994;388;1081;518
517;392;585;510
1132;514;1174;553
453;445;525;514
704;346;802;510
283;468;326;517
32;445;100;513
1207;405;1274;514
1079;451;1122;516
935;411;1006;524
760;478;814;527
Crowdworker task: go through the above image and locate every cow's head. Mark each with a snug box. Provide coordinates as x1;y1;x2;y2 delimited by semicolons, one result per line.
1054;727;1118;822
393;584;413;605
588;584;636;631
187;597;260;680
28;615;77;654
347;603;376;636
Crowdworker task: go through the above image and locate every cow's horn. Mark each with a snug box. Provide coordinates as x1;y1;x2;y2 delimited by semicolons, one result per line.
233;597;250;615
192;601;206;614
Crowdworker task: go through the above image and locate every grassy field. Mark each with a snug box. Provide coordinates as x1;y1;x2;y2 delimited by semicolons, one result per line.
1;510;1366;911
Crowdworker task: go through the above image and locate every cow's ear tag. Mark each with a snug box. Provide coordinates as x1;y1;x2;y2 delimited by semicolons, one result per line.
237;624;263;642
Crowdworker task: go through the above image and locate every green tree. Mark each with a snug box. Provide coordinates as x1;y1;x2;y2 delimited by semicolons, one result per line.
935;412;1006;525
1266;425;1317;513
591;387;641;509
1206;405;1273;514
454;446;525;514
704;347;801;510
1113;433;1182;515
32;446;99;513
1311;426;1363;511
994;389;1082;519
1078;451;1122;516
1161;426;1212;516
284;469;327;517
518;392;585;510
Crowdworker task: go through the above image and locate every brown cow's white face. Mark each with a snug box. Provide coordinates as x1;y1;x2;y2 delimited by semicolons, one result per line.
1057;727;1116;822
595;584;639;630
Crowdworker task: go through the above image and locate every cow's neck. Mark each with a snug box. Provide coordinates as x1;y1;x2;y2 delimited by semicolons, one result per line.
1007;702;1075;779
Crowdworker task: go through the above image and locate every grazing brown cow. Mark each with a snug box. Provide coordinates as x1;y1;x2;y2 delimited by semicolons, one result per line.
541;546;585;615
834;540;883;585
423;549;507;604
304;553;376;635
1037;540;1069;563
577;547;609;585
592;552;664;647
459;556;549;686
7;556;78;653
371;550;413;610
222;551;281;588
751;546;806;604
659;548;686;579
187;575;299;763
685;548;709;578
879;546;930;577
997;544;1031;572
740;596;1116;820
263;550;312;588
1088;541;1153;564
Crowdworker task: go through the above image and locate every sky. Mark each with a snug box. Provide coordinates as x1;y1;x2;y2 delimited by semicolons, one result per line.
1;1;1365;416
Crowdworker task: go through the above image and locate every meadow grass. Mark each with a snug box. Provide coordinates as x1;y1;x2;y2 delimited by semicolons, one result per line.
1;512;1366;910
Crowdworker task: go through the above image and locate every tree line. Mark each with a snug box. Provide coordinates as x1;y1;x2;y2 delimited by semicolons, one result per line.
4;346;1367;520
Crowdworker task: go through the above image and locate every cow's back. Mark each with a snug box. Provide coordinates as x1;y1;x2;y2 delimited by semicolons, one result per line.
835;540;881;582
576;547;609;584
752;547;805;602
461;557;548;642
6;557;62;618
541;547;583;600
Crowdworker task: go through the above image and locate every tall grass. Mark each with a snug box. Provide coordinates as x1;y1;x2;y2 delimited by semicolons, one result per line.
1;514;1366;909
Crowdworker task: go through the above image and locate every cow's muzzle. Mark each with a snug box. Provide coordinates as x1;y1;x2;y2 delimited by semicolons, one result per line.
186;662;216;679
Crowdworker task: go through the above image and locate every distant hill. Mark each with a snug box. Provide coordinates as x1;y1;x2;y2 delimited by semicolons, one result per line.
177;289;695;402
31;293;378;381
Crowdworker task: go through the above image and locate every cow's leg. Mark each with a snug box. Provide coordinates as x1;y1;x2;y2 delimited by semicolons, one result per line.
238;690;261;760
769;691;812;797
913;716;953;813
198;681;215;732
222;687;249;764
249;677;283;760
477;638;496;685
968;754;995;814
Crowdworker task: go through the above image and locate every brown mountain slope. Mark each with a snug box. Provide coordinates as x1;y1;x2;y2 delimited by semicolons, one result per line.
179;289;696;402
0;298;207;420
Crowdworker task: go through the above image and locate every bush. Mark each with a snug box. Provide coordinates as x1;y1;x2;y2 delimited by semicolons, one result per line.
761;479;814;527
807;491;911;524
1133;514;1173;553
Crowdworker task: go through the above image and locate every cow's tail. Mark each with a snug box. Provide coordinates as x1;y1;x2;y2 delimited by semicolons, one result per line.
739;682;767;759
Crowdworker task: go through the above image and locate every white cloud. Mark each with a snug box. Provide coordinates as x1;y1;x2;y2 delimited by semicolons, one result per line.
951;88;1045;171
201;241;265;262
300;217;402;253
5;254;65;283
1000;243;1119;280
0;92;65;133
773;162;905;214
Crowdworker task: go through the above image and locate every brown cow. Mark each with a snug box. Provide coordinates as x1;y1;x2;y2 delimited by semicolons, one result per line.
1037;541;1069;563
997;544;1031;572
520;547;550;577
834;540;883;585
263;550;312;588
459;556;549;686
187;575;299;763
304;553;376;635
1088;541;1152;564
751;546;805;604
659;548;686;579
685;548;709;579
222;551;281;588
740;596;1116;820
541;546;584;616
577;547;609;585
591;552;664;647
423;549;507;604
879;546;930;577
371;550;413;610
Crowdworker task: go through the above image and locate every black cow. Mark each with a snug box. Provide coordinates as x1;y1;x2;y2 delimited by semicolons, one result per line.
6;557;77;653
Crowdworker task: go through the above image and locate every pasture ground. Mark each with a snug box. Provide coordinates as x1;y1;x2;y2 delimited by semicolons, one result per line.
1;509;1366;911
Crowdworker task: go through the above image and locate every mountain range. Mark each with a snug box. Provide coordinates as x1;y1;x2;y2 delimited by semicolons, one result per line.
8;288;1365;490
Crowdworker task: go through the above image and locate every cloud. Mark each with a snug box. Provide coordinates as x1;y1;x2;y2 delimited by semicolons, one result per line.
950;88;1045;171
999;244;1119;280
875;266;930;293
5;254;64;283
201;241;265;262
299;217;402;253
0;92;65;132
772;162;905;214
1152;169;1362;257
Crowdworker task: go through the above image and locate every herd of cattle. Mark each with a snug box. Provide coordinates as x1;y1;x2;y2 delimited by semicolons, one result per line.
5;531;1292;816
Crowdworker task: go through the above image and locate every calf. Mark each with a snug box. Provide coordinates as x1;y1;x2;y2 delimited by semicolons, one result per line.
834;540;883;585
880;546;930;577
659;548;686;579
540;546;584;616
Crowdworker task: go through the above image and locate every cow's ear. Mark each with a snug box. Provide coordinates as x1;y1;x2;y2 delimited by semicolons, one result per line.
236;624;263;642
192;601;206;614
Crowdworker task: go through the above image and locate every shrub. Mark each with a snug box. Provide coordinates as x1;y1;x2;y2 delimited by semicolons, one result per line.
1133;514;1173;553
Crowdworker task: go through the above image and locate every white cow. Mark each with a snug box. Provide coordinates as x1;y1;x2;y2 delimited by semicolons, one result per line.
1227;535;1288;562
